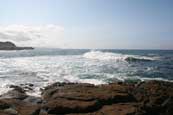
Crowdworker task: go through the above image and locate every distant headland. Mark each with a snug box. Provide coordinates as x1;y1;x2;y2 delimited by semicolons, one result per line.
0;41;34;50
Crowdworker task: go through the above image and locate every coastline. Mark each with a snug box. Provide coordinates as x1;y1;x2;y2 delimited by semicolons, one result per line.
0;41;34;50
0;80;172;115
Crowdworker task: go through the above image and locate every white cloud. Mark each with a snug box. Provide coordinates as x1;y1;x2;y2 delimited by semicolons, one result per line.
0;25;64;48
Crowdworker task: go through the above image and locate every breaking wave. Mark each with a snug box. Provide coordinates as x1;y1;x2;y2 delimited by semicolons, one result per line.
83;51;157;62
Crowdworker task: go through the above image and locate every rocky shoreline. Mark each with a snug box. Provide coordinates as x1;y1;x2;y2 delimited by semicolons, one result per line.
0;80;172;115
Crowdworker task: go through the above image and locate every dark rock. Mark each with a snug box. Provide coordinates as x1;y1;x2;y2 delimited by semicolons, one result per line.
4;108;18;115
19;83;35;92
0;100;11;110
132;80;173;115
0;98;19;115
125;57;152;62
0;85;27;100
9;85;25;94
0;98;41;115
66;103;139;115
0;41;16;49
91;103;137;115
0;111;12;115
23;96;42;104
16;103;40;115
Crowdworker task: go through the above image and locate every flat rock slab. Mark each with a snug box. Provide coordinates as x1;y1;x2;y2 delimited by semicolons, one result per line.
67;103;138;115
42;83;135;102
0;81;173;115
42;83;136;114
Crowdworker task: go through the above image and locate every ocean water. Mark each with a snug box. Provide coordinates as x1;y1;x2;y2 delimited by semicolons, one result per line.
0;48;173;96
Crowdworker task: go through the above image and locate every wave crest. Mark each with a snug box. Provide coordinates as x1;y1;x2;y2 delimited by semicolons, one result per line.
83;51;157;62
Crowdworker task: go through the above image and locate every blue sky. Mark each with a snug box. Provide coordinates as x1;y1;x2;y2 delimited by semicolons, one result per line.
0;0;172;49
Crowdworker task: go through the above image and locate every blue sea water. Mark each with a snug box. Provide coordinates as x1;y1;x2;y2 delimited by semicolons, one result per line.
0;48;173;96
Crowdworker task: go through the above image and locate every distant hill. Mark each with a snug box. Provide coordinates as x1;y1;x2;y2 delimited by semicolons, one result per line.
0;41;34;50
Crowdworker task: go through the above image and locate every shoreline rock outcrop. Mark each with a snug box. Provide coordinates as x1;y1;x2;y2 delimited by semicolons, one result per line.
0;80;172;115
0;41;34;50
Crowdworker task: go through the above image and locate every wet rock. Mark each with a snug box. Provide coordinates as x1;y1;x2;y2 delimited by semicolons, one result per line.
0;85;27;100
9;85;25;93
23;96;42;104
4;108;18;115
0;99;20;115
0;86;41;115
20;83;34;92
0;100;11;110
0;98;41;115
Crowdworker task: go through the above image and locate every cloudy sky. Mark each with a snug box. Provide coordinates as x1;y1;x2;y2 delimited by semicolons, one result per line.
0;0;173;49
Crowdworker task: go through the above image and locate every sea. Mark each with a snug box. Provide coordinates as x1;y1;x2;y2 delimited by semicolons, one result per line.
0;48;173;96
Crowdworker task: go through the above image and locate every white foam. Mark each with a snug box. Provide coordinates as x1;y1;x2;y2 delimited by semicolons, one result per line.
83;51;125;61
83;51;157;62
79;79;105;85
140;77;173;82
0;80;14;95
26;87;41;97
0;50;168;97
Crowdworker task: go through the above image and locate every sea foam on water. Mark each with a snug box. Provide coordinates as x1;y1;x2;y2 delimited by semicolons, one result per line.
0;49;172;96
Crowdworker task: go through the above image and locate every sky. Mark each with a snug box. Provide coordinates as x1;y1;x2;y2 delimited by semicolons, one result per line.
0;0;172;49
